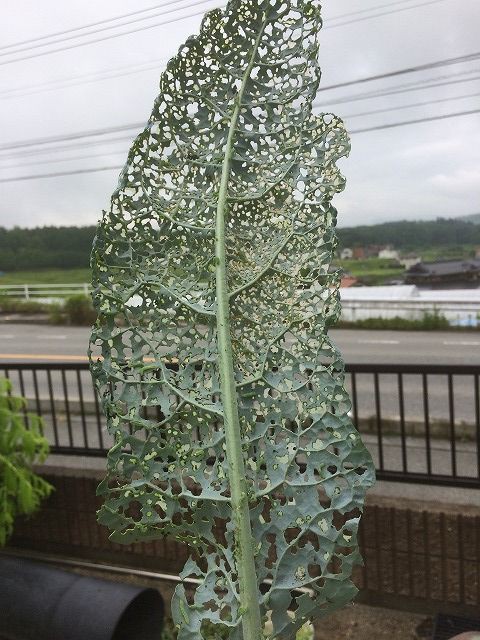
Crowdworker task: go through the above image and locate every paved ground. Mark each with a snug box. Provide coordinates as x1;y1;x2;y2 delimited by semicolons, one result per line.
2;324;479;504
2;324;478;424
0;324;479;364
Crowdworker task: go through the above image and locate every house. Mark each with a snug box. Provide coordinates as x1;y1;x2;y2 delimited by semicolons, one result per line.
399;253;421;270
352;247;365;260
405;259;480;289
340;274;358;288
340;247;353;260
378;246;399;260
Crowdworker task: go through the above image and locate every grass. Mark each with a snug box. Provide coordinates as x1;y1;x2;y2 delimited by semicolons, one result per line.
0;268;91;285
337;312;458;331
337;258;404;285
418;245;477;261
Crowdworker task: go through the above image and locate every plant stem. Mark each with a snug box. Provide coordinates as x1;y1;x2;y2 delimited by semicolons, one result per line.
214;18;266;640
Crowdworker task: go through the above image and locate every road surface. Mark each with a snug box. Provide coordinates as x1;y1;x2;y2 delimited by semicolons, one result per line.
1;324;478;424
0;324;479;364
1;324;478;504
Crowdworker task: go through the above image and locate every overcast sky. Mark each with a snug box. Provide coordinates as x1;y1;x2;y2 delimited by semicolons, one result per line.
0;0;479;229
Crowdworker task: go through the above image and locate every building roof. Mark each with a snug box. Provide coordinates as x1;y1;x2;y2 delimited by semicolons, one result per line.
407;259;480;277
340;284;480;303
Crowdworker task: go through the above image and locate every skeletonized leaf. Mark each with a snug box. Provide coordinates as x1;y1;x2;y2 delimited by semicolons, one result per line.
90;1;374;638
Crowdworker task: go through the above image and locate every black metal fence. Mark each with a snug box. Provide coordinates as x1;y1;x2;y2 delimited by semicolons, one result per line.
2;361;479;488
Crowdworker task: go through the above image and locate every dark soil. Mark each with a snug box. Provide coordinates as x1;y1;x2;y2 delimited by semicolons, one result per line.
314;603;432;640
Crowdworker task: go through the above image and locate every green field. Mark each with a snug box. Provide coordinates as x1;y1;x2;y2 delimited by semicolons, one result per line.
0;268;91;286
337;258;404;285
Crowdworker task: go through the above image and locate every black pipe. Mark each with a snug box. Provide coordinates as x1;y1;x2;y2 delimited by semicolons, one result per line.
0;557;164;640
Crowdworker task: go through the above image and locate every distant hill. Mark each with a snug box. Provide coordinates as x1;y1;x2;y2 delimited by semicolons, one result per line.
0;217;479;272
459;213;480;224
0;225;95;271
337;217;480;250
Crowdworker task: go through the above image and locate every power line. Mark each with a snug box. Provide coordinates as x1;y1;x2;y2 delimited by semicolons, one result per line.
1;109;479;183
0;122;144;152
0;165;122;183
3;58;480;153
325;0;450;29
0;0;215;59
1;134;136;160
0;149;126;170
1;0;437;54
342;90;480;119
327;0;438;22
0;6;212;67
318;51;480;92
5;90;480;169
0;59;167;100
0;0;456;67
349;108;480;133
0;0;201;51
314;72;480;108
5;47;477;102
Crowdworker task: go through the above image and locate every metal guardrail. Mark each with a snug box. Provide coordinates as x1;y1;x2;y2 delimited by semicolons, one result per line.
1;361;479;488
0;283;91;300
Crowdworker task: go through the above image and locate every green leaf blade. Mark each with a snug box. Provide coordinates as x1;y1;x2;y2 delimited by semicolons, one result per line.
90;1;374;638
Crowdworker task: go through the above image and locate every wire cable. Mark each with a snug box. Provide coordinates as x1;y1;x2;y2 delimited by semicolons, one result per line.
342;90;480;119
0;0;455;67
1;0;435;53
318;51;480;92
1;109;479;183
348;108;480;133
0;0;206;51
5;49;478;102
0;165;123;183
327;0;441;22
6;92;480;169
0;134;136;160
0;58;167;100
0;122;144;152
0;0;215;58
0;149;126;170
314;73;480;108
0;6;213;67
5;90;480;169
3;60;480;153
325;0;450;29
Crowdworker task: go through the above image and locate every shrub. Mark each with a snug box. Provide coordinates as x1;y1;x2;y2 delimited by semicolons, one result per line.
0;378;53;546
62;294;96;326
0;295;51;315
339;311;452;331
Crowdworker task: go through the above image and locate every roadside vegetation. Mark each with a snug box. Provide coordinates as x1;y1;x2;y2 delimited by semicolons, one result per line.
0;268;91;285
337;258;404;285
338;312;457;331
1;295;477;331
0;294;95;326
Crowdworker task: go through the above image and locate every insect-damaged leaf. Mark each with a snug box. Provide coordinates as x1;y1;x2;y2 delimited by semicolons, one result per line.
90;1;375;638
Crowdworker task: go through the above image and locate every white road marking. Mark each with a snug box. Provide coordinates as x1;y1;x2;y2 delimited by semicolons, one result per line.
357;339;400;345
36;335;67;340
443;340;480;346
0;335;14;339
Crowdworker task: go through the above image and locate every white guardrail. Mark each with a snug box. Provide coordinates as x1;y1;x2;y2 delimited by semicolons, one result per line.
0;284;91;300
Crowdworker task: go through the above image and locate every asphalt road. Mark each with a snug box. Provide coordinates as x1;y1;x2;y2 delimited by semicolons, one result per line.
0;324;479;364
1;325;478;423
1;323;478;504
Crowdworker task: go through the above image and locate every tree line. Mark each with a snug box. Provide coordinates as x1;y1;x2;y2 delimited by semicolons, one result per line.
0;218;479;271
339;217;480;250
0;226;95;271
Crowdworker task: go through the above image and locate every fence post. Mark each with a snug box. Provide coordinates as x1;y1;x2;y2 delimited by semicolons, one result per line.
24;284;29;301
83;283;89;296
